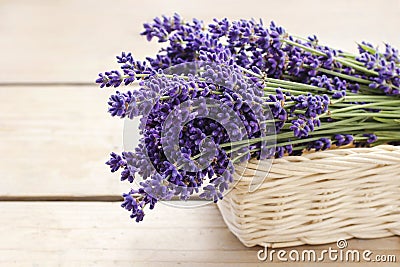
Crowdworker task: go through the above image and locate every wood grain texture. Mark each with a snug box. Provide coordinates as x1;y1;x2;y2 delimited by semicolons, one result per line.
1;0;400;83
0;86;131;197
0;202;398;266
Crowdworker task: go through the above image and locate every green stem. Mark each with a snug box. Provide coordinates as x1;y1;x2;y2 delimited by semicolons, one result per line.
305;65;370;84
343;95;399;101
330;100;400;114
281;39;379;76
330;112;400;118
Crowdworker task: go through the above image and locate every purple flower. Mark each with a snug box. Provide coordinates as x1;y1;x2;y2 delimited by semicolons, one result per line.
208;18;230;38
275;144;293;158
333;134;354;146
106;152;126;172
363;133;378;144
199;184;223;203
292;93;329;118
120;165;136;183
308;138;331;151
121;188;158;222
134;209;145;222
96;70;123;88
289;117;318;138
107;91;128;117
121;193;138;211
357;43;400;95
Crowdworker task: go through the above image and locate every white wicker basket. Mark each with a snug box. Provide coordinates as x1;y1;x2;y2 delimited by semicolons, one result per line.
217;145;400;247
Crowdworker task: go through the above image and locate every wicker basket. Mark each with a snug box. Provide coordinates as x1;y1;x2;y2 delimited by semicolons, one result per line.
217;145;400;248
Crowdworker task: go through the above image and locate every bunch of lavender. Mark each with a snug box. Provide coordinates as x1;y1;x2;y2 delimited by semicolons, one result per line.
97;14;400;222
100;62;275;222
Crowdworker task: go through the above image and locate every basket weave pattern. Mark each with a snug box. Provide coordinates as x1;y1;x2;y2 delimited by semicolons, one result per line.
217;145;400;247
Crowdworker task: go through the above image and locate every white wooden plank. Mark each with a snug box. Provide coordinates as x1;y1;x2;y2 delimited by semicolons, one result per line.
0;202;398;266
1;0;400;83
0;86;130;197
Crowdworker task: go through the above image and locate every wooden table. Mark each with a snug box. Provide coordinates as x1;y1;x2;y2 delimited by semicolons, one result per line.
1;0;399;266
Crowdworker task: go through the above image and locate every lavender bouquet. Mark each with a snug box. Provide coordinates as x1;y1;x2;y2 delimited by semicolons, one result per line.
96;14;400;222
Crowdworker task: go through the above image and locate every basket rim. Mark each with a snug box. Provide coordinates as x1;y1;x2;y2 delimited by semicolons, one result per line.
233;145;400;183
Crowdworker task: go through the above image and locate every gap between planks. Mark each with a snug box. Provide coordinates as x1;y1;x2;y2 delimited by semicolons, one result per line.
0;82;140;87
0;82;95;87
0;195;202;201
